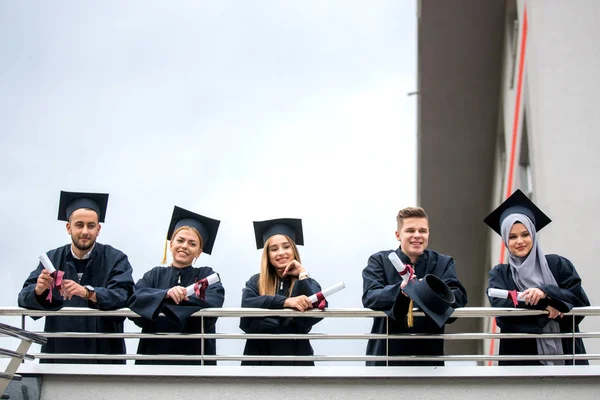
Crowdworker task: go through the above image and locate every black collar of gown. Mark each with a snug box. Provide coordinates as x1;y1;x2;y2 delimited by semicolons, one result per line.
397;247;427;266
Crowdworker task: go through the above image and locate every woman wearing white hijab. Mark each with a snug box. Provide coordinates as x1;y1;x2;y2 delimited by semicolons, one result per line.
485;190;589;365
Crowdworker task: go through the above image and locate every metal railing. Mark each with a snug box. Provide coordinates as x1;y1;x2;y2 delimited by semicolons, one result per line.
0;322;46;398
0;306;598;365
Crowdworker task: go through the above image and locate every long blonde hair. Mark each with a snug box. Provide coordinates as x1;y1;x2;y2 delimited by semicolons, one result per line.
258;235;302;296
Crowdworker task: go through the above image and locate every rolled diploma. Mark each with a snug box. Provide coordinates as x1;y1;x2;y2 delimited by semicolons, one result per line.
185;272;220;296
388;252;411;282
39;253;56;274
308;281;345;303
487;288;525;301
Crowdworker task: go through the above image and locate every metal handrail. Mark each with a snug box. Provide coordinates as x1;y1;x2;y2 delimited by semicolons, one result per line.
26;353;600;362
0;322;42;397
18;331;596;340
0;348;34;361
0;374;21;382
0;322;46;344
1;306;598;364
3;305;600;318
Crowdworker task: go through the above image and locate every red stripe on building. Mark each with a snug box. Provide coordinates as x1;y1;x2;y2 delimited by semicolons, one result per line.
488;6;528;364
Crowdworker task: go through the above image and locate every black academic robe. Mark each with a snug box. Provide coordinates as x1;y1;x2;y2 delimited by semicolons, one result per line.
487;254;590;365
362;248;467;366
127;265;225;365
18;243;134;364
239;273;324;366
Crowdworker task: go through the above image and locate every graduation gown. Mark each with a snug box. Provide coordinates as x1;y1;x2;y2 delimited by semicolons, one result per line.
362;248;467;366
17;243;134;364
487;254;590;365
127;265;225;365
239;273;324;366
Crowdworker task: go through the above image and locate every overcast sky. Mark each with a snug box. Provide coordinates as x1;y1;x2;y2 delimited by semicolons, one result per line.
0;0;417;364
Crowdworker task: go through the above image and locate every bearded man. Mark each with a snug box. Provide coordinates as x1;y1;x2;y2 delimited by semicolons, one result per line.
18;191;134;364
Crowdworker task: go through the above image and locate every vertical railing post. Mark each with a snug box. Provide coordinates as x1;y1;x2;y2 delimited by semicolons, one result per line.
21;314;26;365
572;313;576;365
201;315;204;366
386;316;389;366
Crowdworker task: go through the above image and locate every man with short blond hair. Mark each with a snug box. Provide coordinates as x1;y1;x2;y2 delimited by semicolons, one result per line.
362;206;467;366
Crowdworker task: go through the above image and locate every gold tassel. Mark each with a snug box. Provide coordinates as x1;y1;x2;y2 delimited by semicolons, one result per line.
407;299;414;328
161;240;168;264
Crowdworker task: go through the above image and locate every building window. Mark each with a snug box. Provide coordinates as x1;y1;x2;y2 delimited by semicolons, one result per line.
508;7;519;89
497;120;507;204
518;112;533;198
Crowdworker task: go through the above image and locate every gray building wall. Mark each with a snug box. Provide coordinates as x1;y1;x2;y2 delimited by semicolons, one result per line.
417;0;506;356
418;0;600;360
36;372;600;400
490;0;600;358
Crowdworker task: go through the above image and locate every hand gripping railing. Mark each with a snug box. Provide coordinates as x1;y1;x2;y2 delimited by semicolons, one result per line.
0;322;47;399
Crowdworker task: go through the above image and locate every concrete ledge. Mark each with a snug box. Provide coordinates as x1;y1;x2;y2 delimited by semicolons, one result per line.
18;364;600;378
32;373;600;400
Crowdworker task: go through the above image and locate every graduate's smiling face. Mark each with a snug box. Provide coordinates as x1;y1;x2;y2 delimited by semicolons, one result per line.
170;228;202;268
66;208;101;253
396;217;429;262
267;234;295;276
507;222;533;258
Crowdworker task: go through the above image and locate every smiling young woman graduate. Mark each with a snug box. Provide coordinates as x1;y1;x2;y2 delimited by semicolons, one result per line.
128;206;225;365
485;189;590;365
240;218;325;366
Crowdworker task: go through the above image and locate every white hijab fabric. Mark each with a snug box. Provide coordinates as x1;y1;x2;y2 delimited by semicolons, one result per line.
500;213;564;365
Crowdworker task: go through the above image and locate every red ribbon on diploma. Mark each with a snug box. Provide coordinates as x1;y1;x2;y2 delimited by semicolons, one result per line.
314;292;326;311
46;270;65;303
507;290;519;307
399;264;415;280
194;278;208;300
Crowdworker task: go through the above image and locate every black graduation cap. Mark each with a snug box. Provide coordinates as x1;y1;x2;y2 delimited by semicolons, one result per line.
253;218;304;249
167;206;220;255
483;189;552;236
402;275;456;328
57;191;109;222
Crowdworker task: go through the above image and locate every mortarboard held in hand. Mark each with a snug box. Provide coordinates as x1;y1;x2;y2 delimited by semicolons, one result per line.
388;252;456;328
402;275;456;328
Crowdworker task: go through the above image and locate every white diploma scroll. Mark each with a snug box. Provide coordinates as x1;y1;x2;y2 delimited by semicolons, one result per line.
185;285;195;297
487;288;525;302
308;281;345;303
388;252;411;282
39;253;57;274
185;272;220;297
